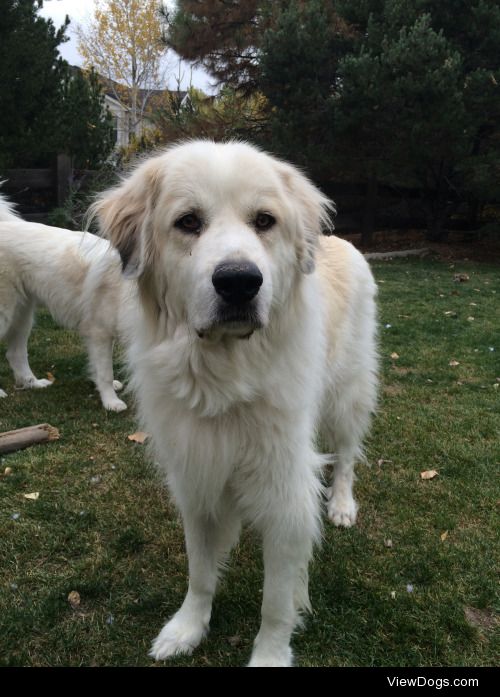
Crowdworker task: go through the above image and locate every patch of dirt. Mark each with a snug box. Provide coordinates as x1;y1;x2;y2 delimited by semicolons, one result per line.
464;607;499;632
383;384;404;397
339;229;500;263
391;366;415;376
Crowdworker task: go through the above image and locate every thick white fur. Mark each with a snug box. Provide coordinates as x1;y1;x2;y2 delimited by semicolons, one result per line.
94;140;378;666
0;194;132;410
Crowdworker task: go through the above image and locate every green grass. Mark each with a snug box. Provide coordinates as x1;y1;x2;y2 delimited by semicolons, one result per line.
0;257;498;667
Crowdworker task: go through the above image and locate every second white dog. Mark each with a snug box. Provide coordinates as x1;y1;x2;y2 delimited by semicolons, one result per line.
0;195;130;410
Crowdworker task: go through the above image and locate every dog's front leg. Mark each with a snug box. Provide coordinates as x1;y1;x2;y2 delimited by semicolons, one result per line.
150;507;240;661
248;474;320;669
249;528;315;668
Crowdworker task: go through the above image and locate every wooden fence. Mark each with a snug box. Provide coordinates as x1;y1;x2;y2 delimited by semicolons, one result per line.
1;155;96;221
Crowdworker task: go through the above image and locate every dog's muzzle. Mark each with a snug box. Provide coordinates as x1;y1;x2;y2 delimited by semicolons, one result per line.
212;261;263;305
197;261;264;339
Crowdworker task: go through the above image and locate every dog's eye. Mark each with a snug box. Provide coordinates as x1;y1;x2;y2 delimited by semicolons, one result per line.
175;213;202;234
255;212;276;231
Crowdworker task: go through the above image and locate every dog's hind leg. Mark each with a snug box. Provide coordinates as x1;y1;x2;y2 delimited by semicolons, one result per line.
150;503;241;661
322;370;377;527
4;300;53;391
84;334;127;412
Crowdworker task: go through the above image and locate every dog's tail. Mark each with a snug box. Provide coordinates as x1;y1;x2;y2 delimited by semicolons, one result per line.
0;186;20;222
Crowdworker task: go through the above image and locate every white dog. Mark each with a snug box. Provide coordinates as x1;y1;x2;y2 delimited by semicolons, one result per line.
93;140;378;666
0;194;130;410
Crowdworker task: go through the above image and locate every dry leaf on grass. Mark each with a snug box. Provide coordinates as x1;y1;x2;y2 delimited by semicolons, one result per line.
68;591;81;609
449;360;460;367
420;469;439;480
454;273;470;282
440;530;449;541
127;432;149;444
46;372;55;382
23;492;39;500
4;467;12;476
390;352;400;360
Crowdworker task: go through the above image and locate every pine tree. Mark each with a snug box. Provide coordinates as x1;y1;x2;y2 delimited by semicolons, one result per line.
58;68;114;169
336;0;500;240
162;0;268;94
0;0;69;167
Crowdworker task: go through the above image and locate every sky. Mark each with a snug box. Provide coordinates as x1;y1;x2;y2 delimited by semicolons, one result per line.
39;0;214;93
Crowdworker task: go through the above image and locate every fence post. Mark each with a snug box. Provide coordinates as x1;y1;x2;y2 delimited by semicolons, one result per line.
56;153;72;206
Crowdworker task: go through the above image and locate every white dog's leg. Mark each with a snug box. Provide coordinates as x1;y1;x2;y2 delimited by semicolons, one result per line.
84;335;127;412
5;302;53;390
327;448;358;527
323;376;376;527
248;528;316;668
248;470;320;668
151;508;240;661
0;389;7;398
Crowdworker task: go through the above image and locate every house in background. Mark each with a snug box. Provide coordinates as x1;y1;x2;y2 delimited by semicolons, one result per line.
100;76;189;148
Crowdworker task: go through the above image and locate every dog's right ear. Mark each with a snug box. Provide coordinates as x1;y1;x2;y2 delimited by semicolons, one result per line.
91;158;163;278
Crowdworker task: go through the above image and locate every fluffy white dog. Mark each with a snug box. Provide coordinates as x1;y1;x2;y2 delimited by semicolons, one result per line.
93;140;378;666
0;194;130;410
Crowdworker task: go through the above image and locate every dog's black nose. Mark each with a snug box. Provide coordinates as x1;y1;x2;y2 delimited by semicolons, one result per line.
212;261;263;305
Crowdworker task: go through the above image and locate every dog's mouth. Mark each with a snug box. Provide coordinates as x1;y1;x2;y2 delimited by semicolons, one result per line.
197;305;263;340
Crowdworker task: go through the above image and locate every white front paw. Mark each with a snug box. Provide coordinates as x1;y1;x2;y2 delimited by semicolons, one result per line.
15;377;53;390
103;397;127;412
248;645;293;667
32;378;54;389
327;492;358;527
149;615;207;661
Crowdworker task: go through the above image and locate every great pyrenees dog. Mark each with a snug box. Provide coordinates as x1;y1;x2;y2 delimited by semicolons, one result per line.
0;194;128;411
93;140;378;667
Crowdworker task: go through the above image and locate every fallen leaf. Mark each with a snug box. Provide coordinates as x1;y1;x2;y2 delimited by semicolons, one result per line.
467;316;475;322
46;372;55;382
390;352;399;360
127;432;149;444
449;360;460;367
24;492;39;501
440;530;449;542
384;538;393;548
68;591;81;609
4;467;12;476
390;591;396;599
444;310;457;317
420;469;439;480
454;273;470;282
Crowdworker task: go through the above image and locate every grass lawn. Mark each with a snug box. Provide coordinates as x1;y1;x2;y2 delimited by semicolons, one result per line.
0;256;498;667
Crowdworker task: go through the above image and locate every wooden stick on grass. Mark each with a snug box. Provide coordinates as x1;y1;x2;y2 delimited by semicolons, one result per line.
0;424;60;455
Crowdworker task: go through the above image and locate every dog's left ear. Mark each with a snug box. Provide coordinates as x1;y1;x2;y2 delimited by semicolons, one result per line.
276;162;335;274
91;157;163;278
